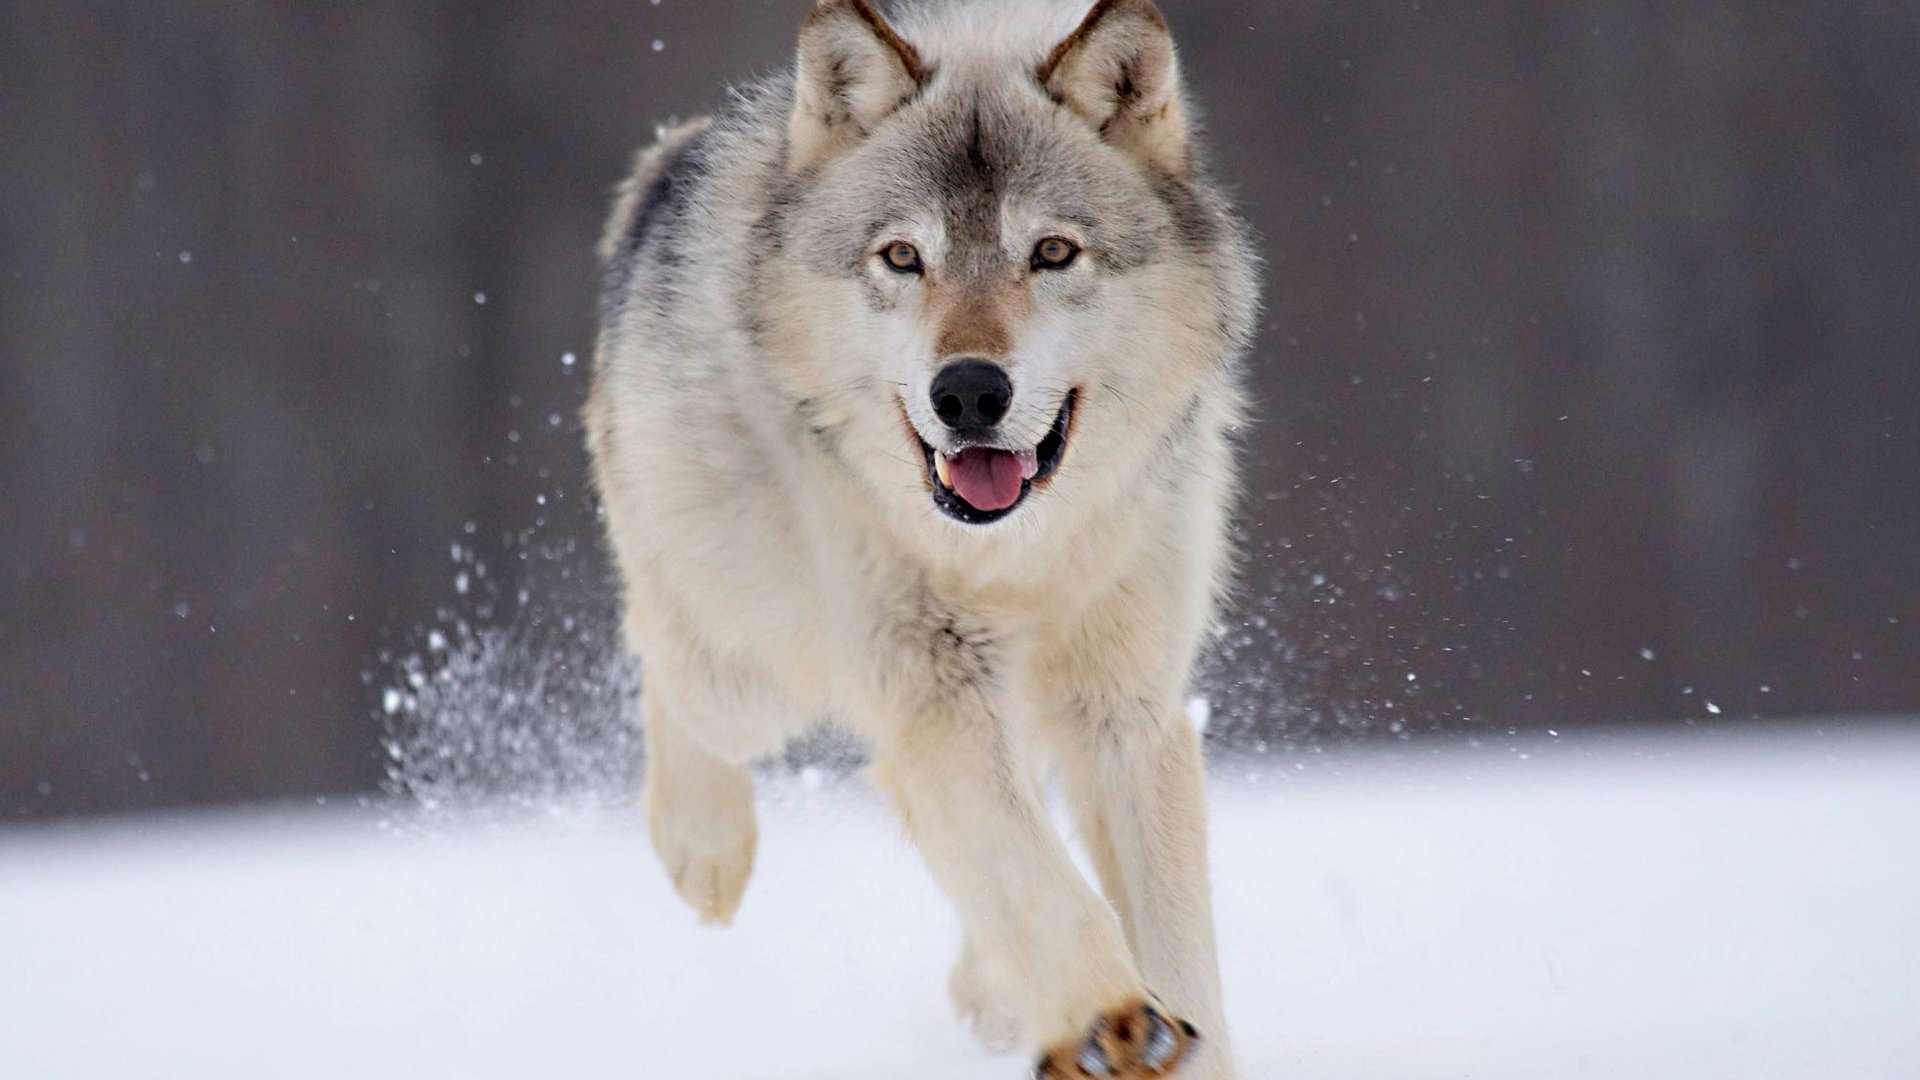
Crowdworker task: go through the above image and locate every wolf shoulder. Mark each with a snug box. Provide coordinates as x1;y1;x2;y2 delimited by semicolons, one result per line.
596;116;717;269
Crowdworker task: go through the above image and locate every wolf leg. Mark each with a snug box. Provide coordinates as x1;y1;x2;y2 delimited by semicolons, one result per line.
1032;562;1236;1078
642;679;758;925
949;750;1050;1052
867;705;1200;1077
948;932;1023;1052
1053;712;1232;1078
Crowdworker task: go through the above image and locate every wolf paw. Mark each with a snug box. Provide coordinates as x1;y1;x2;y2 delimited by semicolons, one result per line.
647;777;757;925
1034;1001;1198;1079
949;942;1023;1053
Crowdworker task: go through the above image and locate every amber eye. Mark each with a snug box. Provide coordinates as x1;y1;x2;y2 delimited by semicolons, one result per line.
882;242;923;274
1032;236;1080;270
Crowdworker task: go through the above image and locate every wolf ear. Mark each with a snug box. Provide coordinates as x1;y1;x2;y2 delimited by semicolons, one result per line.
789;0;928;172
1039;0;1189;175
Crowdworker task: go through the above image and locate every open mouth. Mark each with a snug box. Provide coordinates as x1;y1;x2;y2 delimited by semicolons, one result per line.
918;389;1076;525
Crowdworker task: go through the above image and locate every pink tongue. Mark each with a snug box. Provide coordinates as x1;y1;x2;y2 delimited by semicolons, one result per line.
947;447;1025;512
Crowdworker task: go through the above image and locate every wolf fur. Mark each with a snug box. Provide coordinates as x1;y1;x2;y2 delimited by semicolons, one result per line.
585;0;1259;1074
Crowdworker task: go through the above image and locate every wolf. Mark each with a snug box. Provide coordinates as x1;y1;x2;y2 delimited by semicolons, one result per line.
585;0;1259;1074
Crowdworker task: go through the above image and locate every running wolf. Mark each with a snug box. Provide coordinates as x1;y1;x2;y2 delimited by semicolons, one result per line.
586;1;1258;1075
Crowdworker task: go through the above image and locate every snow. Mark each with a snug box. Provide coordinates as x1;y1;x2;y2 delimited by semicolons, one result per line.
2;726;1917;1080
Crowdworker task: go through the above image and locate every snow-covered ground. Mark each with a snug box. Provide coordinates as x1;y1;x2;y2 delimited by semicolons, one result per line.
3;725;1917;1080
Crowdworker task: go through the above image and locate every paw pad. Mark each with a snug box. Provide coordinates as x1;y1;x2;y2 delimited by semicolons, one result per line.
1035;1001;1198;1078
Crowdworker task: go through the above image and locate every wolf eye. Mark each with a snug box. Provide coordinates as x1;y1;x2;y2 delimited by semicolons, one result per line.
882;242;923;274
1031;236;1079;270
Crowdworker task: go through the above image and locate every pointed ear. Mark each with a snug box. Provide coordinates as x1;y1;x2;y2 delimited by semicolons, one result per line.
1038;0;1189;175
789;0;928;172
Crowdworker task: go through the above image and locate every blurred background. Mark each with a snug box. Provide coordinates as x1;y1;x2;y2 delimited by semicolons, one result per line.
3;0;1917;822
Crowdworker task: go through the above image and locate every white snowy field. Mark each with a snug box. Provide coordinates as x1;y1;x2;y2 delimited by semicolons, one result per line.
3;726;1917;1080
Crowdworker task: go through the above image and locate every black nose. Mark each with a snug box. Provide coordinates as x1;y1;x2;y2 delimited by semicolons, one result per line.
929;360;1012;430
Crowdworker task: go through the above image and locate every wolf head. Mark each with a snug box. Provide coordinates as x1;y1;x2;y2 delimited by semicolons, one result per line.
756;0;1257;537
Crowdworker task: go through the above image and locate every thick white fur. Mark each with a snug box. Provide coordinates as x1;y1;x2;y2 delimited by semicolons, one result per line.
586;1;1257;1075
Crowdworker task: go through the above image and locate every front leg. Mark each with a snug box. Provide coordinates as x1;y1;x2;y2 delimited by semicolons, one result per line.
1037;609;1236;1077
848;598;1203;1076
1050;705;1230;1078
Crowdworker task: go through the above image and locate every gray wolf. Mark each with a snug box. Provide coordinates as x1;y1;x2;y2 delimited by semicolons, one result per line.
585;1;1258;1075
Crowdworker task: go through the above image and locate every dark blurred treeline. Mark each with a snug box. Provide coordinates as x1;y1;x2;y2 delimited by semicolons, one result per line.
2;1;1917;820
